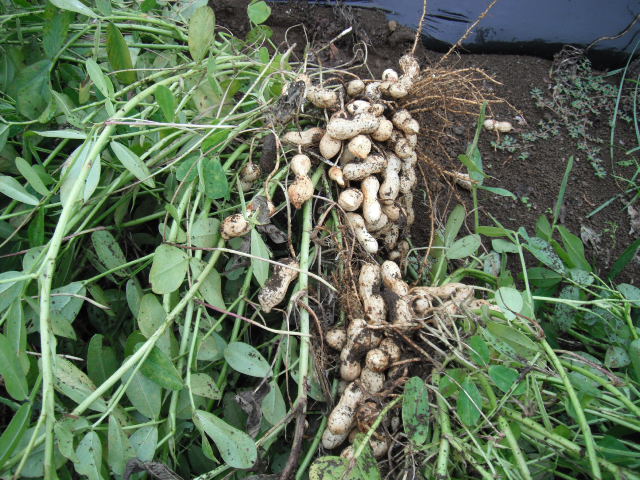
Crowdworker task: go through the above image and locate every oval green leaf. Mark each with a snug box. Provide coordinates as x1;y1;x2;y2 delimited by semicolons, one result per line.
0;333;28;400
0;175;39;205
194;410;257;469
149;244;189;294
188;6;215;61
457;378;483;426
224;342;271;377
110;141;155;187
402;376;430;446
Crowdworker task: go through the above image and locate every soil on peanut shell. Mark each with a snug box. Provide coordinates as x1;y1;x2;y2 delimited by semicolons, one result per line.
215;0;639;284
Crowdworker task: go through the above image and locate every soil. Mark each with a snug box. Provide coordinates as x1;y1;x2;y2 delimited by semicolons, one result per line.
215;0;639;283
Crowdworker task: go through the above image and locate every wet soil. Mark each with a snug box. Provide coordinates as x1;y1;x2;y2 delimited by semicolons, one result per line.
216;0;639;283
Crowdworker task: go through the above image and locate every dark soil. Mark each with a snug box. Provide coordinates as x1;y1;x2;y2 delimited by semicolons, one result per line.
216;0;639;283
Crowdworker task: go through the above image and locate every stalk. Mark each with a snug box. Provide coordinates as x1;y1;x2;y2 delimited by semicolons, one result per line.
433;372;452;479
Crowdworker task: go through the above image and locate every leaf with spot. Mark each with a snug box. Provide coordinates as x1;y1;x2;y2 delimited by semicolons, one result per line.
149;244;189;294
402;376;430;446
525;236;566;274
352;433;382;480
309;456;350;480
92;230;128;277
53;356;107;411
130;426;158;462
605;346;630;369
190;373;221;400
224;342;271;377
194;410;257;469
486;320;539;358
74;431;103;480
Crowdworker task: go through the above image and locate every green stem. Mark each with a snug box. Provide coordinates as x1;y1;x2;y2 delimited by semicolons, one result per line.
497;416;532;480
433;372;452;480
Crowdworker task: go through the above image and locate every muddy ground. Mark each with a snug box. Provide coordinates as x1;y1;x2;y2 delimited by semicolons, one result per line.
216;0;639;283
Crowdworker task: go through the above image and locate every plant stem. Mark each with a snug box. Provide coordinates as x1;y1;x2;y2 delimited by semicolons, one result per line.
433;372;452;479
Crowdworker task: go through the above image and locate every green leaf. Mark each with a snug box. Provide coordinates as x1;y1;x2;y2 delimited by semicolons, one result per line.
489;365;526;395
486;321;539;357
609;238;640;280
74;431;103;480
457;378;482;426
630;340;640;382
468;335;489;366
250;229;271;286
526;267;563;287
155;85;175;122
50;0;98;17
15;157;50;196
494;287;524;320
402;377;430;445
0;271;25;314
0;333;28;400
191;217;220;248
190;373;221;400
352;433;382;480
605;346;630;369
557;225;591;271
110;141;155;187
477;226;509;237
53;356;107;411
85;59;113;99
55;421;79;462
618;283;640;307
96;0;112;15
190;258;225;310
444;204;465;246
0;175;39;205
123;369;161;419
194;410;257;469
492;238;518;254
84;152;102;202
59;140;96;207
87;334;118;388
197;331;227;362
525;237;566;274
261;381;286;425
33;129;87;140
50;281;86;339
440;369;466;396
247;1;272;24
130;425;158;462
91;230;128;276
108;416;136;476
43;7;73;59
149;244;189;294
202;156;229;199
446;234;481;259
137;293;170;353
309;456;350;480
139;345;183;390
478;185;515;198
188;6;215;61
224;341;271;377
0;124;9;152
107;23;136;85
15;59;52;119
0;403;31;466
